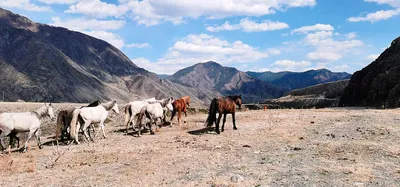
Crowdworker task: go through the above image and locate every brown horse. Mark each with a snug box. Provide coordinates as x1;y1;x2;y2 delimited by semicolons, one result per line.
205;95;242;134
171;96;190;127
55;101;100;144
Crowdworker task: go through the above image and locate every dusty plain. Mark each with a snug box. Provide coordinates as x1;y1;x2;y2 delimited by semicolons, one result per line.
0;102;400;186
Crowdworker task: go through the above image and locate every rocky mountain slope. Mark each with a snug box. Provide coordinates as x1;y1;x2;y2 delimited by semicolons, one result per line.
266;79;350;108
168;61;286;102
247;69;350;90
0;8;217;105
340;36;400;108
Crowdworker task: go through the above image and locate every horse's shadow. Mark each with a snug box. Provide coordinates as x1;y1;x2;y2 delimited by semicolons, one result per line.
187;126;215;135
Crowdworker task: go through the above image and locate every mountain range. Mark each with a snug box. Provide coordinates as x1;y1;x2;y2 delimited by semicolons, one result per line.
0;8;216;105
0;8;352;105
247;69;351;90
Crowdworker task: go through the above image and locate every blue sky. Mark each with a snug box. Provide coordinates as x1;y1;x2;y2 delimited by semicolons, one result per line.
1;0;399;75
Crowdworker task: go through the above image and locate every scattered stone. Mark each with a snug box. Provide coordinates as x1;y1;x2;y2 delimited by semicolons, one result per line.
243;145;251;148
230;174;244;183
293;147;302;151
311;121;315;124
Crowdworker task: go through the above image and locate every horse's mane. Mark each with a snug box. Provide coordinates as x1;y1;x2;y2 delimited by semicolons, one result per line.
227;95;241;101
158;97;173;107
87;100;101;107
181;96;190;104
103;101;116;110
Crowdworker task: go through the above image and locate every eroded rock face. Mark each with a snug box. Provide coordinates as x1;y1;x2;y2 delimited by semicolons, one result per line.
340;36;400;108
0;8;217;104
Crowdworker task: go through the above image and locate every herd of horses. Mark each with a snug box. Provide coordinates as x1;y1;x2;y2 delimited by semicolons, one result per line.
0;95;242;153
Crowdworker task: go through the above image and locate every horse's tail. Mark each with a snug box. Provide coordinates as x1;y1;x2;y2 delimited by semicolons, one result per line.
205;98;218;127
136;106;146;127
124;104;132;127
69;109;81;141
170;102;176;121
55;110;66;144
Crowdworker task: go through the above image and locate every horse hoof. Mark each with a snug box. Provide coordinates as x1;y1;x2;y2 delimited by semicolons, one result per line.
233;127;238;130
150;132;155;135
39;145;43;149
184;121;187;123
221;129;224;132
216;131;220;134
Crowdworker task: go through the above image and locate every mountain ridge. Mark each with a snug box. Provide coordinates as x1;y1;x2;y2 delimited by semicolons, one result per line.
168;61;287;102
0;8;217;105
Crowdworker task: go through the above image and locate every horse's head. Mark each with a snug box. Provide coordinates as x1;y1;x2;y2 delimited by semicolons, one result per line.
228;95;242;109
112;101;120;114
186;96;191;106
45;103;55;119
163;97;174;111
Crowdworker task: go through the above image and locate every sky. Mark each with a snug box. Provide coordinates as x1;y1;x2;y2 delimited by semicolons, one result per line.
1;0;399;75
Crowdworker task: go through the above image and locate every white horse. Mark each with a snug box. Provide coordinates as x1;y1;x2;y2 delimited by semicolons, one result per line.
124;97;156;134
135;97;173;136
69;101;119;144
0;103;54;153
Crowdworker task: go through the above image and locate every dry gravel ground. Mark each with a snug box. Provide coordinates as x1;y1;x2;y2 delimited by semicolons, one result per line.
1;102;400;186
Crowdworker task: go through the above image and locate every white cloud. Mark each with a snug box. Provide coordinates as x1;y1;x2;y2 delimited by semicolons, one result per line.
270;60;312;72
65;0;316;26
207;18;289;32
364;0;400;8
307;52;342;61
132;58;185;75
292;24;334;34
50;17;126;31
49;17;127;49
132;34;273;74
83;31;125;49
302;30;364;62
331;64;350;72
0;0;51;12
39;0;79;4
366;54;379;61
267;48;281;55
126;43;151;48
348;0;400;22
66;0;129;18
347;9;400;22
346;32;357;39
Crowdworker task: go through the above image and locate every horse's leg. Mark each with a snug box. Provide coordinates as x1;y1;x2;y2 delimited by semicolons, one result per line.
23;130;35;152
0;130;11;153
15;135;20;149
7;133;13;153
127;114;135;134
34;129;43;149
170;110;176;125
221;113;227;132
183;110;187;123
149;117;154;135
215;113;222;134
82;121;92;143
137;122;141;137
177;111;182;128
232;112;237;130
100;120;107;139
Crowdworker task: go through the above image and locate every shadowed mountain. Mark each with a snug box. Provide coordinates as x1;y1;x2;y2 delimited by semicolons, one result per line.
340;36;400;108
0;8;217;105
247;69;351;90
265;79;350;109
168;61;287;102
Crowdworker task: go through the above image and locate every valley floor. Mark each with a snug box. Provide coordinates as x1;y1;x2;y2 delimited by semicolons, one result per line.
0;103;400;186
